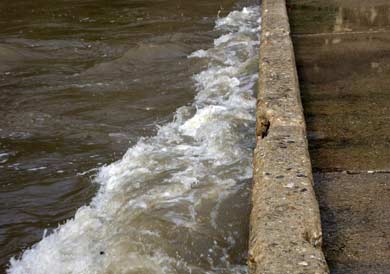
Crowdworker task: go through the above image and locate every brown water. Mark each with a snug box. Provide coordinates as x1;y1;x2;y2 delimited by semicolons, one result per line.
0;1;259;273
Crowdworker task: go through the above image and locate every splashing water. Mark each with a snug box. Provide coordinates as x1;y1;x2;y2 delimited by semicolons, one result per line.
8;6;261;274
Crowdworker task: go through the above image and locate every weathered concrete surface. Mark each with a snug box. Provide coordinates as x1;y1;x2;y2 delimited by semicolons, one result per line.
248;0;328;273
314;172;390;274
288;0;390;273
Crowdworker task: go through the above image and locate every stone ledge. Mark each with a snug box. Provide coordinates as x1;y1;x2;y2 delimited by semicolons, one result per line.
248;0;329;273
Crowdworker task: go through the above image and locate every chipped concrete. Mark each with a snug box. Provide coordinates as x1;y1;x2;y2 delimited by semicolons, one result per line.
248;0;329;273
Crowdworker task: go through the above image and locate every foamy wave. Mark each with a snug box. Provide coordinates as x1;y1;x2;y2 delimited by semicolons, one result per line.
8;6;260;274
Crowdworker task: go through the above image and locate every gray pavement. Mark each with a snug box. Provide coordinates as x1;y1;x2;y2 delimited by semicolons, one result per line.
288;0;390;273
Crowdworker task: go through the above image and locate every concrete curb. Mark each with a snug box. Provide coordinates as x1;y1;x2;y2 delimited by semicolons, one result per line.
248;1;329;273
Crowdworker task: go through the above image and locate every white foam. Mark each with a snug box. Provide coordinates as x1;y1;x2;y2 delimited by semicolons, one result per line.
8;5;261;274
0;153;9;164
27;167;47;171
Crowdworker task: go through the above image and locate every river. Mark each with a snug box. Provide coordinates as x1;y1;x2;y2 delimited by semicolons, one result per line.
0;0;260;273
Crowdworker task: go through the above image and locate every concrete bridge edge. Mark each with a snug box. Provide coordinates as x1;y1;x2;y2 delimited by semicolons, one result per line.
248;0;330;273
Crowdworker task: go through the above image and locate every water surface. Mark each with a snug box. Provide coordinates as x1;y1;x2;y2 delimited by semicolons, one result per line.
0;1;260;273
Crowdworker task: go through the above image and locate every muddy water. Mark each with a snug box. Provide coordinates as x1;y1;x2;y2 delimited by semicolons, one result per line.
0;0;260;273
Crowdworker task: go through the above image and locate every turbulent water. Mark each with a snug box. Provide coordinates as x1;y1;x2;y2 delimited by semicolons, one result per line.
7;5;260;274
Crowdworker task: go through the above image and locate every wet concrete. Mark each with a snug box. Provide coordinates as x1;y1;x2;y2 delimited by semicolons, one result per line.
288;0;390;273
314;172;390;274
